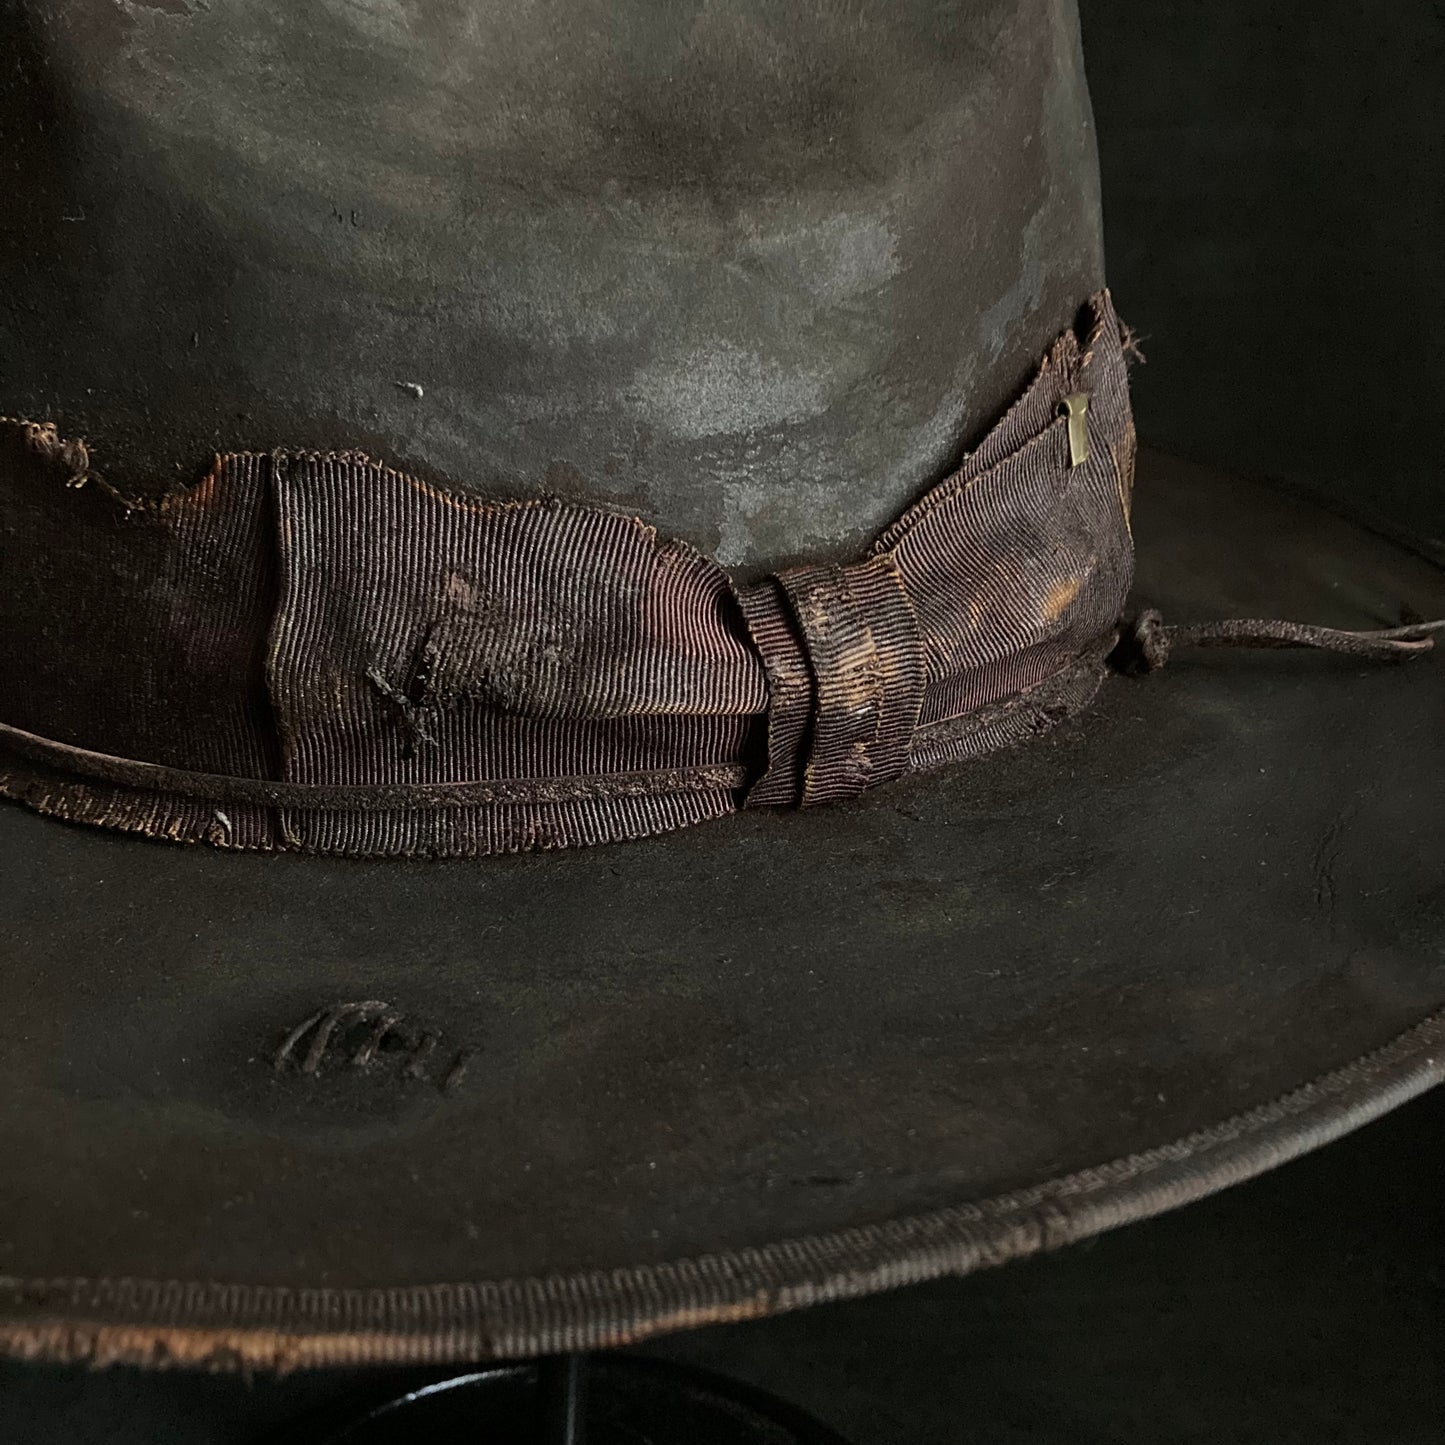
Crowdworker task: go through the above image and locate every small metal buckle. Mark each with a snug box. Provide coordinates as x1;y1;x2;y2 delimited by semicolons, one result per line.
1061;391;1091;467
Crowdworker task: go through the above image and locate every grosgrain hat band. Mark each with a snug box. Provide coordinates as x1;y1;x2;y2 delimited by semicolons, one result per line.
1;292;1439;856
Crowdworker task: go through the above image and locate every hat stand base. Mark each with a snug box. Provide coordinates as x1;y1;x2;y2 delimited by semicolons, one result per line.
284;1352;853;1444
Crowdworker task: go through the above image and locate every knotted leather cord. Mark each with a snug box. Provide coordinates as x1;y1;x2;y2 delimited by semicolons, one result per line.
1115;612;1445;673
0;291;1439;856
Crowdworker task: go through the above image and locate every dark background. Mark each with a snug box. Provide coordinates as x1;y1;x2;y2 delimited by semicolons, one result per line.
3;5;1442;1439
1080;0;1445;557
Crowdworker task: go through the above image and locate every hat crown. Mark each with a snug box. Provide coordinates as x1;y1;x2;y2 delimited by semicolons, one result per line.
1;0;1102;572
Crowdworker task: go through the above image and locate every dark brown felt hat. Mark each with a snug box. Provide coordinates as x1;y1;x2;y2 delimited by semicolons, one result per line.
1;0;1443;1370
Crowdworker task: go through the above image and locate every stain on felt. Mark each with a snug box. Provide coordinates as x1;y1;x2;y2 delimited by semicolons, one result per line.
0;0;1106;572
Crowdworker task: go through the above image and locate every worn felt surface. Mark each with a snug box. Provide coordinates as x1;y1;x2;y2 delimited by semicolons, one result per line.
0;452;1441;1348
0;0;1103;575
0;1086;1440;1441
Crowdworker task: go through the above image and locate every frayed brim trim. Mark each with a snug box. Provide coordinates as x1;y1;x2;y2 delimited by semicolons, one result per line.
1;1005;1440;1374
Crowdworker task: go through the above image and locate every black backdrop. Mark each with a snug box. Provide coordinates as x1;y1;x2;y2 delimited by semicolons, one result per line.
1080;0;1445;556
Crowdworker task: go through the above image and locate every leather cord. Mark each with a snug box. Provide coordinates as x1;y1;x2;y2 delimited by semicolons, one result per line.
1116;610;1445;673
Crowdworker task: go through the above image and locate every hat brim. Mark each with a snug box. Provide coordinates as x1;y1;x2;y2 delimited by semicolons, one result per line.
1;451;1442;1370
